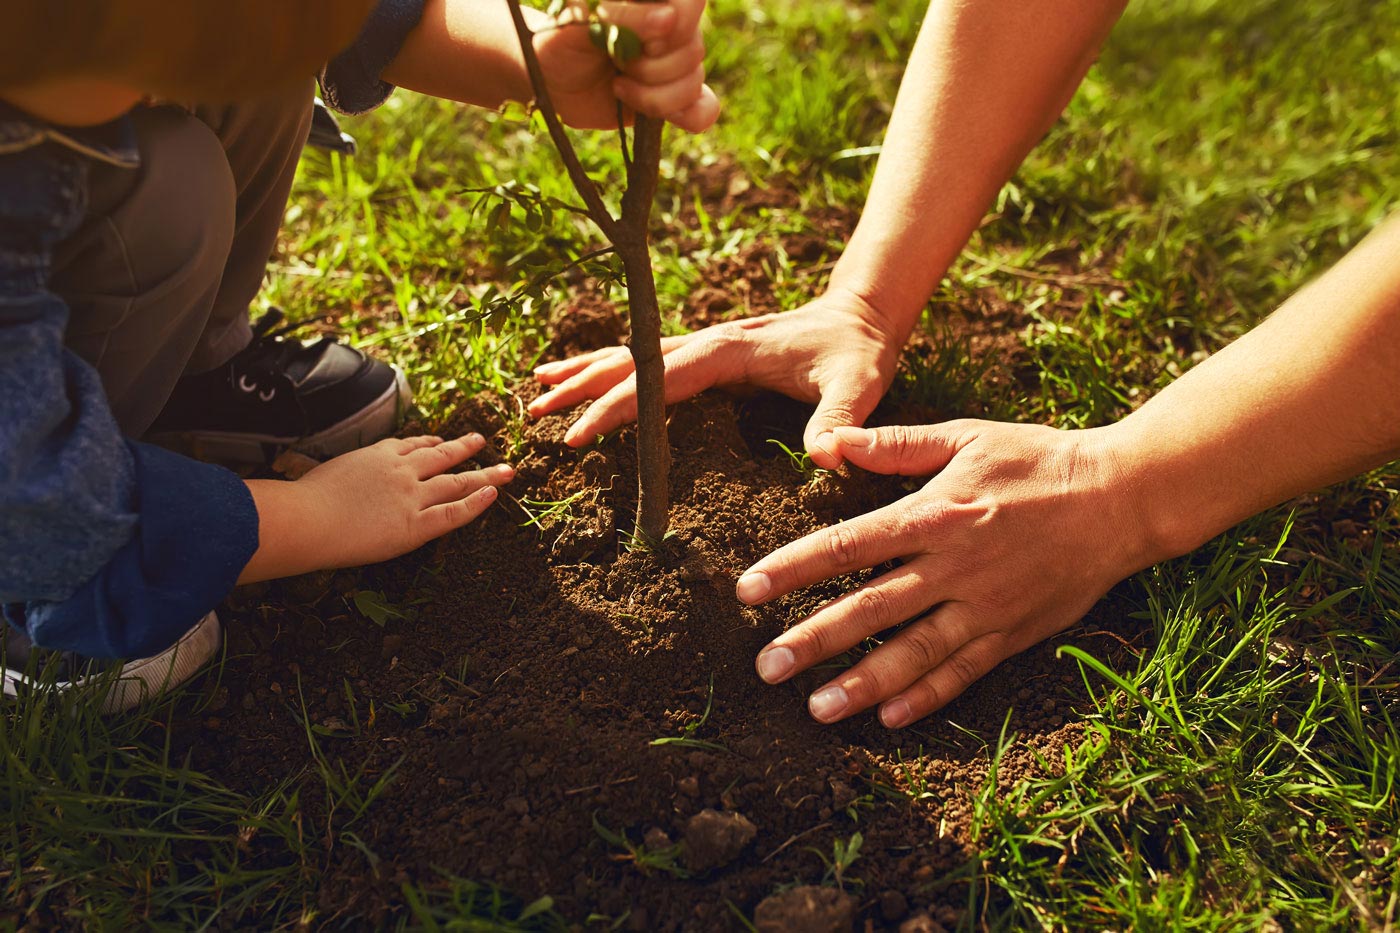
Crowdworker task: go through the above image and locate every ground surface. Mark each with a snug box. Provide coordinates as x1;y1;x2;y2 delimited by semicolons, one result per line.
7;0;1400;929
193;371;1136;931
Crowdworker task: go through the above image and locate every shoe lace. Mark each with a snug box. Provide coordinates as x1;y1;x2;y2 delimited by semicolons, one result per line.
230;309;333;402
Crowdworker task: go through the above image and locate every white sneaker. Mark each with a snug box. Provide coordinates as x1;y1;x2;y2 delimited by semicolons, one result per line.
1;611;222;713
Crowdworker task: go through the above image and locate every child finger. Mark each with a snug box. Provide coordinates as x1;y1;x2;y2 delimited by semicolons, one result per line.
420;463;515;507
662;84;720;134
408;433;487;479
421;485;501;540
620;35;705;85
613;64;706;120
395;435;444;453
596;1;679;42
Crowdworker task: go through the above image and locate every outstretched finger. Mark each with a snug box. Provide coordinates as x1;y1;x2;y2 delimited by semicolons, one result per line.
534;347;625;384
534;335;690;387
420;463;515;507
754;561;941;685
407;433;487;480
420;485;501;540
736;500;916;606
529;354;638;418
562;326;749;445
803;607;984;724
395;435;444;453
878;629;1009;728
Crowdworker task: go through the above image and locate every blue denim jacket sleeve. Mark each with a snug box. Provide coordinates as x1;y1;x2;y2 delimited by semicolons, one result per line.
320;0;429;115
0;144;259;658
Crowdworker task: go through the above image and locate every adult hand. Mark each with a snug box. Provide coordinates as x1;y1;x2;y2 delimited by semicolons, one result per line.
530;288;905;468
740;420;1160;727
537;0;720;132
239;434;515;583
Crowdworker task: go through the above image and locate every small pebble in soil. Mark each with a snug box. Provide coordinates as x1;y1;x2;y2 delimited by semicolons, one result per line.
380;634;404;659
643;827;673;851
879;889;909;923
754;885;856;933
828;778;857;810
898;915;947;933
677;775;700;797
681;809;757;873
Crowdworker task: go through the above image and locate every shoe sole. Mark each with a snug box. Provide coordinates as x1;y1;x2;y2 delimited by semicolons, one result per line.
146;366;412;465
2;611;222;714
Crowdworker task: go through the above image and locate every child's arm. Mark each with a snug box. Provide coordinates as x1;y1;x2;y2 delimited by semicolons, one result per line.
238;435;514;583
381;0;718;131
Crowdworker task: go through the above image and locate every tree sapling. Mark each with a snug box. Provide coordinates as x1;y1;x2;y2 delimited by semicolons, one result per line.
505;0;672;547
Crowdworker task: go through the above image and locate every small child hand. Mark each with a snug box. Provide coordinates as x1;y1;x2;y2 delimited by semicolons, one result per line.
240;434;514;583
538;0;720;132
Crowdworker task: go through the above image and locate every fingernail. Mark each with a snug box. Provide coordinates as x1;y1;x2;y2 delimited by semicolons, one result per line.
467;433;483;444
494;464;515;477
881;698;912;729
563;425;581;445
834;427;872;448
479;485;498;501
736;571;771;604
755;645;794;683
534;360;561;373
811;431;836;459
808;685;849;723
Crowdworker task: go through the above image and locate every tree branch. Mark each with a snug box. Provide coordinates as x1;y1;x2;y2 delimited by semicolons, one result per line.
504;0;619;240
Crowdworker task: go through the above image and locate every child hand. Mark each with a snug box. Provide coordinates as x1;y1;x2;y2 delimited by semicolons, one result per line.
537;0;720;132
239;434;514;584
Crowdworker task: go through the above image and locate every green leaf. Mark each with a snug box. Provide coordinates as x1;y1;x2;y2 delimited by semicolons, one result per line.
352;589;411;627
518;895;555;921
588;22;642;67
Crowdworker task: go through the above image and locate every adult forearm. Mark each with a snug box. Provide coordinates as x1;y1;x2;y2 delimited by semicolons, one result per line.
1115;211;1400;560
829;0;1128;339
382;0;537;110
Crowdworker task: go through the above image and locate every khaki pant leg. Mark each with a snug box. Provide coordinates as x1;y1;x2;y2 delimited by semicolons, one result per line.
52;81;315;436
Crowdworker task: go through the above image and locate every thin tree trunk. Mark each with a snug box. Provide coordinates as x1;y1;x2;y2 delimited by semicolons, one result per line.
504;0;671;545
618;113;670;545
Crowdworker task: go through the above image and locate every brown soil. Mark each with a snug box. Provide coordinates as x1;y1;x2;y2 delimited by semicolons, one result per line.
185;392;1139;930
173;172;1147;930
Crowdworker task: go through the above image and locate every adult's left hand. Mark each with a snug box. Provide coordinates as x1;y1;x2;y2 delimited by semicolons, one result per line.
739;420;1161;728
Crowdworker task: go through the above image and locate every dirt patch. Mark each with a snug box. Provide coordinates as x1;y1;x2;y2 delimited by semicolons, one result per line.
183;369;1140;929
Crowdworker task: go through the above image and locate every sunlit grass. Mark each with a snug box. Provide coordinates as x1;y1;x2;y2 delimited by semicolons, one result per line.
6;0;1400;927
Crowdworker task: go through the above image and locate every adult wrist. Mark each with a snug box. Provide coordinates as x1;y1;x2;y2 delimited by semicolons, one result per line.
817;281;920;352
1094;418;1221;570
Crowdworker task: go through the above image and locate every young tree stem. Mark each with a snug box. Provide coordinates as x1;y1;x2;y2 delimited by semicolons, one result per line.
505;4;672;545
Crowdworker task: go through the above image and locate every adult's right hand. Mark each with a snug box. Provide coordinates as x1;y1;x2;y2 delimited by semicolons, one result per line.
529;288;906;468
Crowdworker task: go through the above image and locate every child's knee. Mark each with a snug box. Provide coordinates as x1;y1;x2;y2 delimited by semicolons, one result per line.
129;106;238;273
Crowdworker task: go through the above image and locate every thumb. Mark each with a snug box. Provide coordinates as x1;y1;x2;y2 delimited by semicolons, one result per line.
832;423;965;476
803;377;886;470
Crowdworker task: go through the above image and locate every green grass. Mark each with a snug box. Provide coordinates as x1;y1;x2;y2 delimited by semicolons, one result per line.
6;0;1400;927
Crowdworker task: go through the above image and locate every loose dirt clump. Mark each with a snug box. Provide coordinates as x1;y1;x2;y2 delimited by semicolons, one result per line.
754;885;857;933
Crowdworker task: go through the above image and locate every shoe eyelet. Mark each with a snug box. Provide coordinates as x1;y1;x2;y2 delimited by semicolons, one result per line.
237;374;258;394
